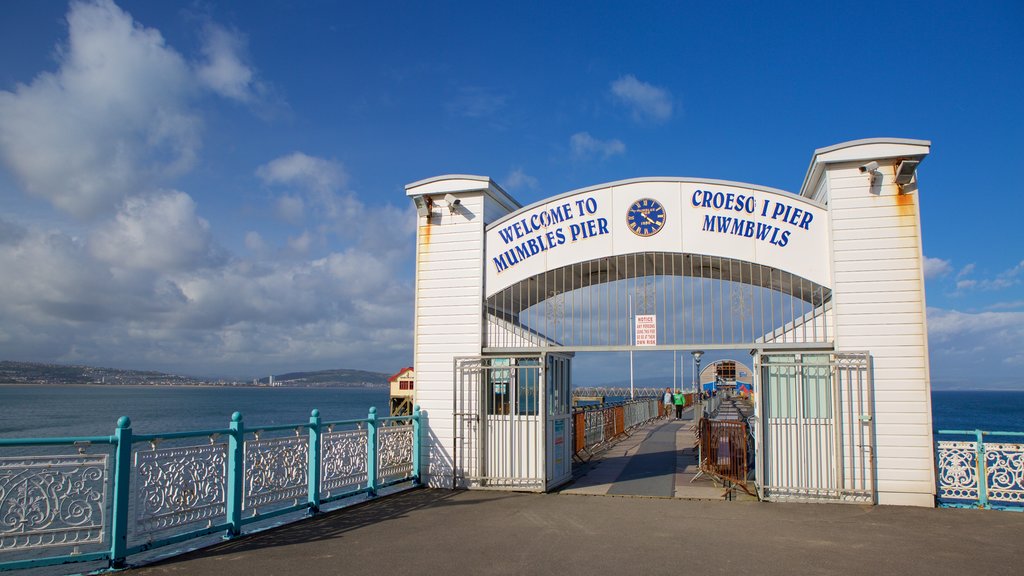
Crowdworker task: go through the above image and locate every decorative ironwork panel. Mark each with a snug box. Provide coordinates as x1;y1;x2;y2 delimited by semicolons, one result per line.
244;436;308;511
0;454;107;551
937;440;979;501
321;429;367;493
133;443;227;537
378;425;414;480
986;442;1024;505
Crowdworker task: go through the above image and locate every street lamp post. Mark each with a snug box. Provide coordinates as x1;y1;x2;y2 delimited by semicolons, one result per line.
691;350;704;421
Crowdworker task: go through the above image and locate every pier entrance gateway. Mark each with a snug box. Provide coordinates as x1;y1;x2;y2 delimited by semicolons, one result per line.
408;138;937;507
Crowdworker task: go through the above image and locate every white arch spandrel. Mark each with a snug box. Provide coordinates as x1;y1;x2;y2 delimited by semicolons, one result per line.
485;178;831;298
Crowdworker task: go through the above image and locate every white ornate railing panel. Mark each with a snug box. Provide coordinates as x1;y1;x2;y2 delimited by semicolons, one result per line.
243;436;309;511
321;429;367;495
377;425;414;480
0;454;108;551
132;443;227;538
986;442;1024;505
937;440;979;502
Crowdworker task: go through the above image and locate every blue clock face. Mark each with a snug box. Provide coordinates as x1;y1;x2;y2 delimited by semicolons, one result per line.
626;198;666;237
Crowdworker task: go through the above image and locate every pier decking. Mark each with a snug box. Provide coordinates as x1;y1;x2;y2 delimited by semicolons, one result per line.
126;486;1024;576
124;412;1024;576
565;407;729;499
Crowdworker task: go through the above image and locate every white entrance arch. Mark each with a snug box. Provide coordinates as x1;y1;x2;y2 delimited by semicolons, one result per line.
406;138;935;507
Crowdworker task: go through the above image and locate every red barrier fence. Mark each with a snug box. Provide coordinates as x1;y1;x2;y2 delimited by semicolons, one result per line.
697;418;754;495
572;398;660;460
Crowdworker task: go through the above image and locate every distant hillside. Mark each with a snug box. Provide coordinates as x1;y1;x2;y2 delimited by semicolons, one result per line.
0;360;204;386
0;361;393;388
260;368;389;388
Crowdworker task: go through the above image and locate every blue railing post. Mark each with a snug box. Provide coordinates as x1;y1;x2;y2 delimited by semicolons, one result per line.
367;407;378;496
308;409;322;514
976;429;988;509
412;405;422;486
225;412;244;537
109;416;132;569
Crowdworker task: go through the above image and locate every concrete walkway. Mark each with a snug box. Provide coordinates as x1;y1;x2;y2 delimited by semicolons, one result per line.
126;488;1024;576
563;410;727;499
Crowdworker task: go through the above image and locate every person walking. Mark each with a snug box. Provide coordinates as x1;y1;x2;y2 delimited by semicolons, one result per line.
673;390;685;419
663;388;673;418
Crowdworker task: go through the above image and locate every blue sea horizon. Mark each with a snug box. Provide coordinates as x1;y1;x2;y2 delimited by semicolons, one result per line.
0;385;1021;438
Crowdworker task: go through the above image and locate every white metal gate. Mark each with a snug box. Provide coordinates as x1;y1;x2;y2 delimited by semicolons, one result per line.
453;356;546;491
755;351;875;503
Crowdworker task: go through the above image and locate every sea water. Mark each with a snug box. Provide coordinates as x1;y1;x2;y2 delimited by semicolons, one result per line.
0;385;1022;438
0;385;390;438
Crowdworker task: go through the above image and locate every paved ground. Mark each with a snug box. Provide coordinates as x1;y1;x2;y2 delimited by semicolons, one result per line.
564;409;733;499
122;413;1024;575
126;487;1024;576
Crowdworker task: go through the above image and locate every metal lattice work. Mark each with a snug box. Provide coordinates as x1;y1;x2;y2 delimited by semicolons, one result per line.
572;387;664;398
243;436;308;511
937;441;979;502
0;454;107;551
485;252;831;352
321;429;367;494
986;443;1024;504
377;425;414;480
133;443;227;537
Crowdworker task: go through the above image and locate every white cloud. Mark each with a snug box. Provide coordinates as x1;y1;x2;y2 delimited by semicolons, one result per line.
0;0;201;218
244;231;264;252
505;168;539;191
927;306;1024;385
955;279;977;291
988;300;1024;311
256;152;347;194
257;152;416;255
610;75;673;123
196;23;259;103
952;259;1024;293
923;256;952;279
89;191;213;272
0;216;414;375
0;4;415;376
275;195;305;224
570;132;626;160
287;230;313;254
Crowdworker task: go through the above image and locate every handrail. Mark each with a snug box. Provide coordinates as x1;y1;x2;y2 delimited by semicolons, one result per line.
572;398;660;459
0;406;422;572
935;428;1024;511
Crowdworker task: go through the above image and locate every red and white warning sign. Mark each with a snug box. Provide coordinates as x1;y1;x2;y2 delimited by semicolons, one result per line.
635;314;657;346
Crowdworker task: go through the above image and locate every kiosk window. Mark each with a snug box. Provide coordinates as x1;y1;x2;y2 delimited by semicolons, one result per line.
487;358;511;415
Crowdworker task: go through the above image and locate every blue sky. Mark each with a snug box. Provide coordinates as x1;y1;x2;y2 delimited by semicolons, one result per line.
0;0;1021;388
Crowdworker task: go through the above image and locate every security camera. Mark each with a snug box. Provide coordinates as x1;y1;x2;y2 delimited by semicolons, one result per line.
444;193;461;207
858;161;880;173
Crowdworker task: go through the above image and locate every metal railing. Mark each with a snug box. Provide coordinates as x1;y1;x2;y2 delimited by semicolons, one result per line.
935;429;1024;511
572;398;660;459
0;406;421;571
701;393;723;417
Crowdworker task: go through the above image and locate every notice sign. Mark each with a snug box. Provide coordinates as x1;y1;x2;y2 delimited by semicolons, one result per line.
635;314;657;346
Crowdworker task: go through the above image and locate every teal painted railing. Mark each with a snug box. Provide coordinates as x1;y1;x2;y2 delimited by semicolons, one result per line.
935;429;1024;511
0;406;421;572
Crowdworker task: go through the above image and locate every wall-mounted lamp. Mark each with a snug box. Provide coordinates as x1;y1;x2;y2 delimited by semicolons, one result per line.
412;195;433;217
894;159;920;186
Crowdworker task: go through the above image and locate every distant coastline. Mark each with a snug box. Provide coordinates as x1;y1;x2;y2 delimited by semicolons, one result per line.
0;381;387;389
0;360;391;389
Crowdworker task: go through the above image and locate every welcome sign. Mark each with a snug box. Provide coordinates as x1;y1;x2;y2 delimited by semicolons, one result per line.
484;179;831;297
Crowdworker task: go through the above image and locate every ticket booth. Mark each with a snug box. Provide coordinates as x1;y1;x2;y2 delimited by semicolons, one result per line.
454;352;572;491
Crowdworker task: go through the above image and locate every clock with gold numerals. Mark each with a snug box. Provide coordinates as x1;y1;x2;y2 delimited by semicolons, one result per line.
626;198;666;237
